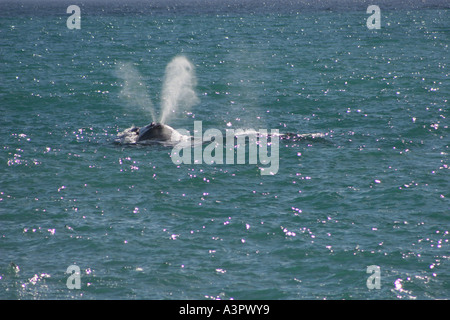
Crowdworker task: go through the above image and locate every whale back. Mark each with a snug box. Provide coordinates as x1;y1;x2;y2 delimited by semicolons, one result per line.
138;122;174;142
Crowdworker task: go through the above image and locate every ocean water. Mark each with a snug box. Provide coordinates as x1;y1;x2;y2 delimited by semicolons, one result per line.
0;0;448;300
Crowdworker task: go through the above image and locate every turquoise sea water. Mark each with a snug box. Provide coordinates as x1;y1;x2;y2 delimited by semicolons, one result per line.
0;0;448;299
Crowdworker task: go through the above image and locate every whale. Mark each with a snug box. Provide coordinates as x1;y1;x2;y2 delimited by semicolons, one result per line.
131;122;186;144
117;122;329;146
